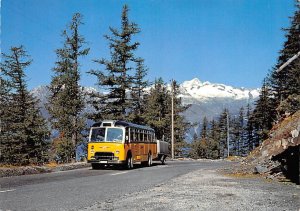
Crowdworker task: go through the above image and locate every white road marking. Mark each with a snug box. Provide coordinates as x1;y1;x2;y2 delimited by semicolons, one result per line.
156;165;169;168
0;189;16;193
110;171;128;176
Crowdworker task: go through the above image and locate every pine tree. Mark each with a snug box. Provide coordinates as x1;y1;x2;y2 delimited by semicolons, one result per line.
0;46;50;165
218;108;229;158
142;79;190;156
190;128;200;158
0;76;13;163
245;104;254;153
128;57;149;124
196;116;209;158
207;119;220;159
200;116;208;139
276;57;300;116
89;4;140;120
270;2;300;114
245;2;300;152
251;79;276;146
142;78;169;140
238;107;247;155
48;13;89;162
231;107;245;156
171;81;191;156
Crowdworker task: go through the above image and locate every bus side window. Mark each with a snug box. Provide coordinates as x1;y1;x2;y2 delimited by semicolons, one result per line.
126;128;129;143
130;128;134;142
139;130;142;142
135;129;139;142
134;129;137;142
145;131;148;142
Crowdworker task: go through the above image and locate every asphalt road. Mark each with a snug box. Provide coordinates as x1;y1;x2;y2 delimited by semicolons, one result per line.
0;160;229;211
3;160;299;211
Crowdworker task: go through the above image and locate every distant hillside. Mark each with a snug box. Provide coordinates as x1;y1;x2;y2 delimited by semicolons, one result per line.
31;78;260;141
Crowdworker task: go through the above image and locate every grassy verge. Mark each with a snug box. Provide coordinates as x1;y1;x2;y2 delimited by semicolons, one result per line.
0;162;90;178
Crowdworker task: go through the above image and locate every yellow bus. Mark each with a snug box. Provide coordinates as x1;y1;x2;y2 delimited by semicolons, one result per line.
87;120;161;169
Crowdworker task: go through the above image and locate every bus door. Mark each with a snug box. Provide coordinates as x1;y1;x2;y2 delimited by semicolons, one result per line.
130;128;141;161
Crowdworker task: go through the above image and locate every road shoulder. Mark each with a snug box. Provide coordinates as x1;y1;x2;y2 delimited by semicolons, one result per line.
82;167;300;211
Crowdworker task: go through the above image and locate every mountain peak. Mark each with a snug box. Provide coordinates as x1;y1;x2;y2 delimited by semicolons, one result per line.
182;78;202;87
179;78;260;101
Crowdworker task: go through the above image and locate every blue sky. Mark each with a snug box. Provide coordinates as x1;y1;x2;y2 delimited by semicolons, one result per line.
2;0;296;89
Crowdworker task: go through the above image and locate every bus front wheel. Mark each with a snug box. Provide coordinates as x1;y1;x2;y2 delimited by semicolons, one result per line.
126;155;133;169
91;163;103;170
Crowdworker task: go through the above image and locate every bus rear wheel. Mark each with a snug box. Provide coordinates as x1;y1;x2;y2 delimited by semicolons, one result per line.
126;155;133;169
147;154;152;167
161;155;166;165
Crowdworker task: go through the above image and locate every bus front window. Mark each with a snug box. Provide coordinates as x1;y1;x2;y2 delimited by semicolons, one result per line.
90;128;106;142
106;128;123;143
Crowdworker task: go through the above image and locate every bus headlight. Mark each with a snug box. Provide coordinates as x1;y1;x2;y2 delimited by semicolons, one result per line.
115;150;120;154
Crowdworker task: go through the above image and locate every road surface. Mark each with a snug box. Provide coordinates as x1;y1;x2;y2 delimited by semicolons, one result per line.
0;160;299;210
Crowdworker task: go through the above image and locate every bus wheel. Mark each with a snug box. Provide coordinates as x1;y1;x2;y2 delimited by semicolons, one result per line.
91;163;102;170
161;155;166;165
126;155;133;169
147;154;152;167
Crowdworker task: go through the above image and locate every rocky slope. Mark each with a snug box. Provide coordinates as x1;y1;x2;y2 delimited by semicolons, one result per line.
238;110;300;183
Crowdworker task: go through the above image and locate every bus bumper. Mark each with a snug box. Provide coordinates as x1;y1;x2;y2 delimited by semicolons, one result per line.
87;160;126;164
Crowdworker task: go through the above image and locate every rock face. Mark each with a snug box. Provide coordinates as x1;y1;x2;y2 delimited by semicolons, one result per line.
242;110;300;184
248;110;300;161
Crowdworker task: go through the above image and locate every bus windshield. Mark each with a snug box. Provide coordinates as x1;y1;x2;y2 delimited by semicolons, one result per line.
90;127;123;143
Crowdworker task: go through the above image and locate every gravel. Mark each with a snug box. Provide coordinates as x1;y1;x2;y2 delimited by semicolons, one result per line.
82;168;300;211
0;162;90;178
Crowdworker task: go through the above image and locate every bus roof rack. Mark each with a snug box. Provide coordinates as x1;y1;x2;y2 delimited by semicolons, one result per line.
91;120;154;132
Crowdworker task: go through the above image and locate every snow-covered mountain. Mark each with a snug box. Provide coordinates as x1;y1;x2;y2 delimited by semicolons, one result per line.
179;78;259;104
177;78;259;140
31;78;260;141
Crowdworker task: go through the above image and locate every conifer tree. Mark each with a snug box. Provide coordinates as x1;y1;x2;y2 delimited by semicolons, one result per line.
245;104;254;153
245;2;300;151
207;119;220;159
142;78;169;140
276;58;300;116
238;107;246;155
142;79;190;156
129;57;149;124
48;13;89;162
0;46;49;165
196;116;210;158
218;108;229;157
251;79;276;146
0;76;13;163
200;117;208;139
270;2;300;114
89;5;140;120
171;81;191;156
231;107;245;156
